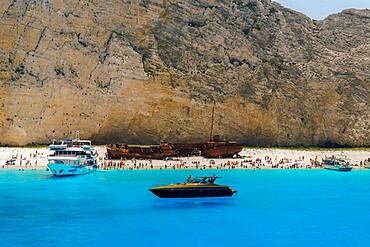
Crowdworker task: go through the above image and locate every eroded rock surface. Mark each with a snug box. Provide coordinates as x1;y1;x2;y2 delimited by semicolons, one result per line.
0;0;369;146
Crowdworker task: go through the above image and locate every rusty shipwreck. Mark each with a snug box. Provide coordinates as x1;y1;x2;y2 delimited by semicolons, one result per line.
106;105;242;160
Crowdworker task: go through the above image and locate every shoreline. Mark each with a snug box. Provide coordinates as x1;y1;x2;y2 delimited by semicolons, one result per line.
1;146;369;171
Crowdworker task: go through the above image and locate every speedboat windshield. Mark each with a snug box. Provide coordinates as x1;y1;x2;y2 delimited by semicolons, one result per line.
188;176;221;184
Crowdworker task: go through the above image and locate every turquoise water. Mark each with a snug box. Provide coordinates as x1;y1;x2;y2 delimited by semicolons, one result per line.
1;169;370;247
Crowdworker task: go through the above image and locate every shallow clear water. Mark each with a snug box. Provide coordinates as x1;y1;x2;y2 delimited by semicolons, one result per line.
1;168;370;247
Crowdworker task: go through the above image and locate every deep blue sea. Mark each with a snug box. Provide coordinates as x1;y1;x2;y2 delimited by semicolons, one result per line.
1;168;370;247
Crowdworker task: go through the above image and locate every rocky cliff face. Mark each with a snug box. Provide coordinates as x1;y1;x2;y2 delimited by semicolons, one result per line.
0;0;369;146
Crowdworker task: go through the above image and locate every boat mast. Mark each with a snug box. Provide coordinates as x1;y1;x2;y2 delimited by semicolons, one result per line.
209;103;215;142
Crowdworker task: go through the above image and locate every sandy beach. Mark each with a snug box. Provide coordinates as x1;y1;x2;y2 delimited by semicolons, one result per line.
0;146;369;170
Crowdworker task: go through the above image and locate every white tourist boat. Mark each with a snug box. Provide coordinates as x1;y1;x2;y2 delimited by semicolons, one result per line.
321;155;352;171
47;134;98;176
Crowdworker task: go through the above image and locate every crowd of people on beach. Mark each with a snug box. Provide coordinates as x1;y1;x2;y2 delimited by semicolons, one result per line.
97;155;368;170
2;150;42;169
1;147;369;171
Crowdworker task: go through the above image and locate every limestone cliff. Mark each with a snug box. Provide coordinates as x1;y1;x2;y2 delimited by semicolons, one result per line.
0;0;369;146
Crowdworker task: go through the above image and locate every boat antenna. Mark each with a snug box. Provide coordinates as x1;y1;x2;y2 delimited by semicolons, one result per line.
52;131;55;144
75;130;80;140
209;102;215;142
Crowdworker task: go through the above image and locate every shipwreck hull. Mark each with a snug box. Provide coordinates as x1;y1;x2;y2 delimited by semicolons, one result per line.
106;139;243;160
202;147;243;158
173;143;204;156
106;143;179;160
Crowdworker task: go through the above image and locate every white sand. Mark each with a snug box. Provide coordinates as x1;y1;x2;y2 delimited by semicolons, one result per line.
1;146;368;170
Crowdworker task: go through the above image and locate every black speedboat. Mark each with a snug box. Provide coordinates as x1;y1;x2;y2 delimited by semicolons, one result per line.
149;175;237;198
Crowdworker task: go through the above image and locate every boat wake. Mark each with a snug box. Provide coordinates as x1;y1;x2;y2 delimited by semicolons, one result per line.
96;169;113;172
151;197;235;209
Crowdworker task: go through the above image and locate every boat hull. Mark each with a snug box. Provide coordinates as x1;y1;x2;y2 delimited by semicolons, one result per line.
202;146;243;158
323;165;352;171
149;186;236;198
47;164;97;176
106;144;178;160
324;167;352;171
107;141;243;160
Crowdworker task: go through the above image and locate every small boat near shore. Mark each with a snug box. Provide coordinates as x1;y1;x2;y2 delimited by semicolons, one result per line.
149;175;237;198
47;134;98;176
322;155;352;171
